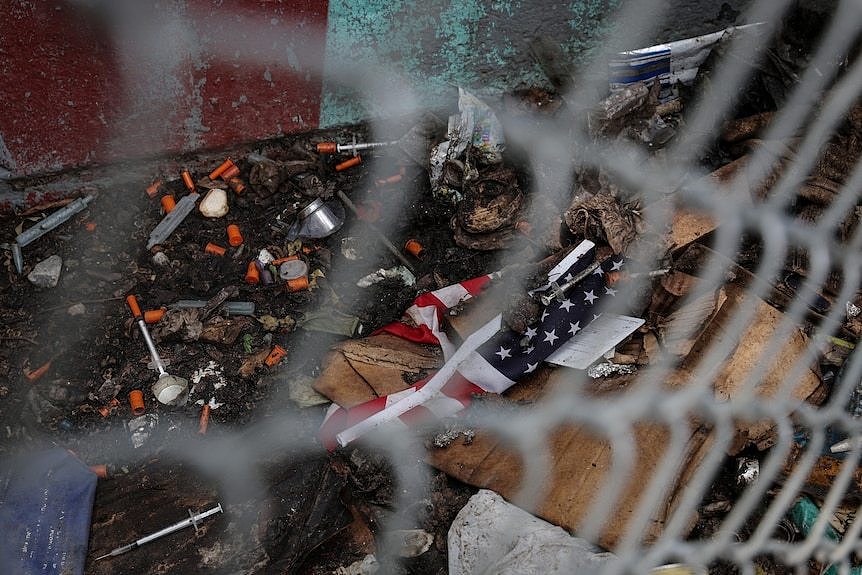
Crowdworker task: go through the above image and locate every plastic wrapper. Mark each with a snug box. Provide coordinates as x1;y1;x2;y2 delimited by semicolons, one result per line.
430;88;505;201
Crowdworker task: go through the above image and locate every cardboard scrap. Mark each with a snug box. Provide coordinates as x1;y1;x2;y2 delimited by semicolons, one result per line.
659;287;727;357
313;334;441;409
426;369;713;550
334;334;441;373
678;284;823;453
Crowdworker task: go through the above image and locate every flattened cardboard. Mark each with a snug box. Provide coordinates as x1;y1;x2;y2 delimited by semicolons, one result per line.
334;334;441;373
682;284;822;453
426;372;712;550
313;351;376;408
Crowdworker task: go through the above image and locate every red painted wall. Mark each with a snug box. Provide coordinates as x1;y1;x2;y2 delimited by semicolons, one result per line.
0;1;328;178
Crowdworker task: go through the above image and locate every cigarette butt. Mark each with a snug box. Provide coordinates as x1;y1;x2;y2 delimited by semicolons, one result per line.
143;308;166;323
181;170;195;192
208;158;234;180
220;165;240;180
129;390;145;416
205;242;226;256
335;155;361;172
85;222;97;232
316;142;338;154
198;404;211;435
226;224;243;247
146;179;163;198
24;360;52;382
286;276;309;292
160;195;176;214
89;464;108;479
227;177;246;194
404;239;425;259
245;260;260;284
265;344;287;367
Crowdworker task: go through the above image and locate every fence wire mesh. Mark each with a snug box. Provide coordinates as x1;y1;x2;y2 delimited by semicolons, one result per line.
469;1;862;573
6;1;862;574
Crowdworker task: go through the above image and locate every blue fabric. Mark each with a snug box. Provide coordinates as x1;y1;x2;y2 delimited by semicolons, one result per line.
0;448;97;575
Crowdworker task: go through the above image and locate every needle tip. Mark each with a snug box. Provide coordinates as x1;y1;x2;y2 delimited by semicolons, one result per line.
95;554;110;561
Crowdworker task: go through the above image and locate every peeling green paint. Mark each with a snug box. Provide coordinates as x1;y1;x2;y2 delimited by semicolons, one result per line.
320;0;621;127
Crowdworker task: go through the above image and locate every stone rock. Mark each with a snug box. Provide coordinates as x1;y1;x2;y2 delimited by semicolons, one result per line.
199;188;229;218
152;251;170;267
67;303;86;316
27;255;63;288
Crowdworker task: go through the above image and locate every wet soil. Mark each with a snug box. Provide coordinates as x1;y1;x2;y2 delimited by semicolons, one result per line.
0;127;490;574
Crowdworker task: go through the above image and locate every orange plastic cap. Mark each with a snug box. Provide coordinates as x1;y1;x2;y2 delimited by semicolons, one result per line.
24;360;52;382
245;260;260;285
286;276;309;292
126;295;142;319
144;308;166;323
404;239;425;259
129;390;145;416
265;344;287;367
208;158;234;180
205;242;226;256
146;179;163;198
228;177;246;194
226;224;243;247
335;155;362;172
181;170;195;191
85;222;97;232
220;165;240;180
271;255;299;265
316;142;338;154
160;195;176;214
198;404;211;435
89;464;108;479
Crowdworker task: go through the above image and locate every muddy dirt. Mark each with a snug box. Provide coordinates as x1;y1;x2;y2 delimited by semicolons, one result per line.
0;123;494;573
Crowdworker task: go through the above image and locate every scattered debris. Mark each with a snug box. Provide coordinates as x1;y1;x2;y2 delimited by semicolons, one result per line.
356;266;416;288
27;254;63;288
448;490;618;575
1;13;858;574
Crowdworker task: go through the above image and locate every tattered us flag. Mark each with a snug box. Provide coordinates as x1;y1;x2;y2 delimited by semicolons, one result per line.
319;240;625;450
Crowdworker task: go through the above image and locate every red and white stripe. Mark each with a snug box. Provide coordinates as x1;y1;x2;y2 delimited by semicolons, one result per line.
374;274;493;358
319;276;493;450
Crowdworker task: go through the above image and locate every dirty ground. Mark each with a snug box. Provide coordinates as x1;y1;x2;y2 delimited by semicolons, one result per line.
1;3;858;574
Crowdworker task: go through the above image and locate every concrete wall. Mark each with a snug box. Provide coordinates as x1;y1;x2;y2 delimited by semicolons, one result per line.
0;0;749;183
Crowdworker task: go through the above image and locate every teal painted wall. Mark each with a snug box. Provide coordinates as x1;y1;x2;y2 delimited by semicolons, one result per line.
319;0;622;126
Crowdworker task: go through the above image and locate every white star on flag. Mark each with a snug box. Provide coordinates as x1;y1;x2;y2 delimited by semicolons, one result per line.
605;286;617;296
317;239;631;450
495;346;512;360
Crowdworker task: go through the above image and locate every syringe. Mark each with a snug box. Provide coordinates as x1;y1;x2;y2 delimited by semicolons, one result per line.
95;503;223;561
